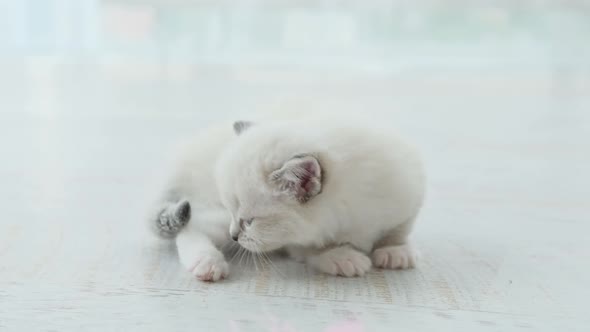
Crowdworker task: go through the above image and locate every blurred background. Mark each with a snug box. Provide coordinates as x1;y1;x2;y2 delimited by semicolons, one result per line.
1;0;589;118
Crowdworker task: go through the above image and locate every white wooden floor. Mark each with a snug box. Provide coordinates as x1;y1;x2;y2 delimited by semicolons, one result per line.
1;1;590;331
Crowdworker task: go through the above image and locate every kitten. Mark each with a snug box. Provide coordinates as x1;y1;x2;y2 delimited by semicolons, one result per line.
215;115;425;277
150;115;425;280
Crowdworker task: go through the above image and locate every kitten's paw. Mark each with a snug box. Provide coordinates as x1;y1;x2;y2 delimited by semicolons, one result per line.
308;247;372;277
188;253;229;282
372;244;418;270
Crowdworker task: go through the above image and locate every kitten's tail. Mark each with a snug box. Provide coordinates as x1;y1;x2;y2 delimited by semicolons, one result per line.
152;199;191;238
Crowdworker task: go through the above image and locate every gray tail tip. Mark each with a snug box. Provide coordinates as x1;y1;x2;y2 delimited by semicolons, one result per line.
154;199;192;238
174;199;191;223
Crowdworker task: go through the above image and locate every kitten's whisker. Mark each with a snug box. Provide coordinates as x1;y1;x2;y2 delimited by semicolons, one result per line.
255;246;267;274
247;235;283;277
252;248;260;272
237;246;248;267
249;250;256;272
221;240;237;252
260;250;284;278
222;241;238;258
250;241;262;273
245;250;251;269
258;250;268;271
228;246;244;265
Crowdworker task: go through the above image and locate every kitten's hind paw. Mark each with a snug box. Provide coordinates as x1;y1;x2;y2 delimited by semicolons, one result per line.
307;246;372;277
372;244;418;270
188;253;229;282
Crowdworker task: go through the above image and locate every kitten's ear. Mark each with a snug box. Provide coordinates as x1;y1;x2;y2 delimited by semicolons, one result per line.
269;155;322;203
233;121;254;135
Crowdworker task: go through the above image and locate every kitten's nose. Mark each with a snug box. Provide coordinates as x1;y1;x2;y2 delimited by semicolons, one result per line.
230;227;240;241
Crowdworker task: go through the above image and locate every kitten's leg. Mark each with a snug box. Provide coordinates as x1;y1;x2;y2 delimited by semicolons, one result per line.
372;217;419;270
305;245;372;277
176;228;229;282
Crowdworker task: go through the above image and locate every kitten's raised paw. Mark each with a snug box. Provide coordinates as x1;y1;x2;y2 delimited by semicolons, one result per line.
372;244;418;270
188;254;229;282
308;247;372;277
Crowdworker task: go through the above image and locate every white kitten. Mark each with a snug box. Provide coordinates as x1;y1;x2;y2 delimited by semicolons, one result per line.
215;115;425;277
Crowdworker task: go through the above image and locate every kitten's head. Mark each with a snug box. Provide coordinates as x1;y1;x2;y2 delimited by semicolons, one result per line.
215;121;323;252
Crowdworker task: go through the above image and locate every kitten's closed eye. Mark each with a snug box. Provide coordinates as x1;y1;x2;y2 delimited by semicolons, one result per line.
239;218;254;230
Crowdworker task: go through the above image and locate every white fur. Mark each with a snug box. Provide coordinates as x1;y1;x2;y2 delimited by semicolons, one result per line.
215;115;426;276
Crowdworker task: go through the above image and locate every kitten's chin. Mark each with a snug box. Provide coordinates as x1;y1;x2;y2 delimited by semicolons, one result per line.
239;239;283;253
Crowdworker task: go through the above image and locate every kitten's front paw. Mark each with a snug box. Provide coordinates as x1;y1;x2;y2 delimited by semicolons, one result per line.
188;253;229;282
308;247;372;277
372;244;418;270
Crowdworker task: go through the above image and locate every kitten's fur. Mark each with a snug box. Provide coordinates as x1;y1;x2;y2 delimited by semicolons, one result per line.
216;115;425;277
151;115;425;281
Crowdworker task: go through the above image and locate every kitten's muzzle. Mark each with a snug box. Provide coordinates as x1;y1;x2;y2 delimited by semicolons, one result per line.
230;225;240;242
230;218;253;241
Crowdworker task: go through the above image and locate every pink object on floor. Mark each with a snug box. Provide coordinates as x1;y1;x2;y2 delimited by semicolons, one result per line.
324;320;365;332
229;317;365;332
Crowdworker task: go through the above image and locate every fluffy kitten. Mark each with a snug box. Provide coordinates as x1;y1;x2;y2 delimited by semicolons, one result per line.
150;116;425;281
215;116;425;277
